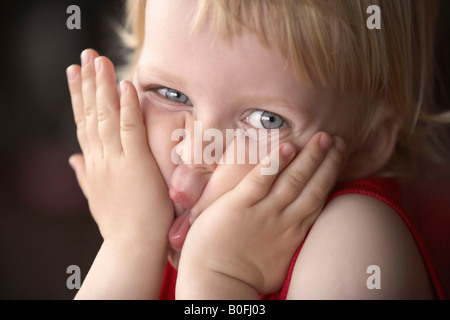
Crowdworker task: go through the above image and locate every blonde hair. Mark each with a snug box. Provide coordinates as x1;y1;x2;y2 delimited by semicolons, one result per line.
120;0;450;174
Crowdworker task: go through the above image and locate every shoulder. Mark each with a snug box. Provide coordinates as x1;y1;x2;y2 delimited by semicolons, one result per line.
286;193;434;299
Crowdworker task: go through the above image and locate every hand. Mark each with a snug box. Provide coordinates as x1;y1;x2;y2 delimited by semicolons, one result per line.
176;132;346;298
66;49;173;243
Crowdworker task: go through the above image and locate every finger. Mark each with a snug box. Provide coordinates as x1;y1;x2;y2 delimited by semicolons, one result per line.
119;80;150;158
67;64;88;154
232;143;296;206
68;153;89;198
95;57;122;155
265;132;333;211
81;49;102;156
289;136;345;216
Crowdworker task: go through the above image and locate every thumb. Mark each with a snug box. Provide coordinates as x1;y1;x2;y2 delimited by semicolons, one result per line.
68;153;88;197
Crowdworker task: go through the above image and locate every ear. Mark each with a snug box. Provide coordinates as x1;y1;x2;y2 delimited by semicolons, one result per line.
341;114;401;181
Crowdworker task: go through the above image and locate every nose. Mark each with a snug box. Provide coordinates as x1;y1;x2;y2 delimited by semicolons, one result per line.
174;114;227;172
169;114;227;210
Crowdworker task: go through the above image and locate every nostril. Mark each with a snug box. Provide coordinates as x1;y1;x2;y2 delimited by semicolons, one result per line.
169;185;183;203
169;185;193;209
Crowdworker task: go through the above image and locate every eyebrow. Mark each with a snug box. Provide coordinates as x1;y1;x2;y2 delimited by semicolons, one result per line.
136;64;188;89
240;95;291;109
239;94;310;117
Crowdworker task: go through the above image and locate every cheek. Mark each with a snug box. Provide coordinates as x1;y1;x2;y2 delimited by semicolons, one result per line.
141;102;187;187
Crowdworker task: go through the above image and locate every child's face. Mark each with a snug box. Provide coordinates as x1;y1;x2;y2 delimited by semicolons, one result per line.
133;0;352;264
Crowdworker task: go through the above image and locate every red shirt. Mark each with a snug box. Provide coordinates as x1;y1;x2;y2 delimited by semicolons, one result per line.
159;177;445;300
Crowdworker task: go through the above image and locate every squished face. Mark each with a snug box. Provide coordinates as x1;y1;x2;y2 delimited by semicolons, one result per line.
132;0;351;267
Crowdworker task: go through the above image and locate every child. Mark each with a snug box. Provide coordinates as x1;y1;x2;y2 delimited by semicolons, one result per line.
66;0;448;299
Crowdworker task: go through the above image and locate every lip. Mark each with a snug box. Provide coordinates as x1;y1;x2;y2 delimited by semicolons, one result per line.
169;184;196;210
168;163;211;211
168;209;192;252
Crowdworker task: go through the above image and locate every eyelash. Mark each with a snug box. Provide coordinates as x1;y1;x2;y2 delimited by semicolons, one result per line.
152;87;193;106
148;86;289;130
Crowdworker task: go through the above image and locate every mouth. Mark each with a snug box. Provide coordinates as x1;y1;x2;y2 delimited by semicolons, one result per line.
167;163;211;252
168;208;192;252
168;184;195;253
169;185;197;213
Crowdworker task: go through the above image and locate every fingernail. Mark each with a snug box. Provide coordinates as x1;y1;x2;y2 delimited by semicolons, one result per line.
68;156;75;168
281;144;295;158
81;50;91;66
120;80;128;95
94;57;102;73
319;134;333;150
66;65;78;81
334;136;346;152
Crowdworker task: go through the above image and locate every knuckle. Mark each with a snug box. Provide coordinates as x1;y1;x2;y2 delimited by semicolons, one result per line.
83;103;96;117
74;115;85;127
120;118;137;132
286;170;308;189
311;185;328;203
248;171;268;187
240;171;271;202
270;187;292;210
76;127;85;139
97;107;109;123
305;186;328;211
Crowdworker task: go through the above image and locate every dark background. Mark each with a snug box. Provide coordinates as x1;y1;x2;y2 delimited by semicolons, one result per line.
0;0;449;299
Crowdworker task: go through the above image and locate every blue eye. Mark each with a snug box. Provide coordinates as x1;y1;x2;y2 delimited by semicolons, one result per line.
157;87;192;105
246;110;286;129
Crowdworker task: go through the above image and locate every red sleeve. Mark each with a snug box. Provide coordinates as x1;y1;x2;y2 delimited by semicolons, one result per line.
160;177;445;300
266;177;445;300
159;262;177;300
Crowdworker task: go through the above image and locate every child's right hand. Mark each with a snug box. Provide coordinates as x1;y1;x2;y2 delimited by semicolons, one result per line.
66;49;174;243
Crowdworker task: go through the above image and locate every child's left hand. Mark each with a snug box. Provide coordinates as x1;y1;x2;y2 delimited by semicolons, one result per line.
176;132;346;299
